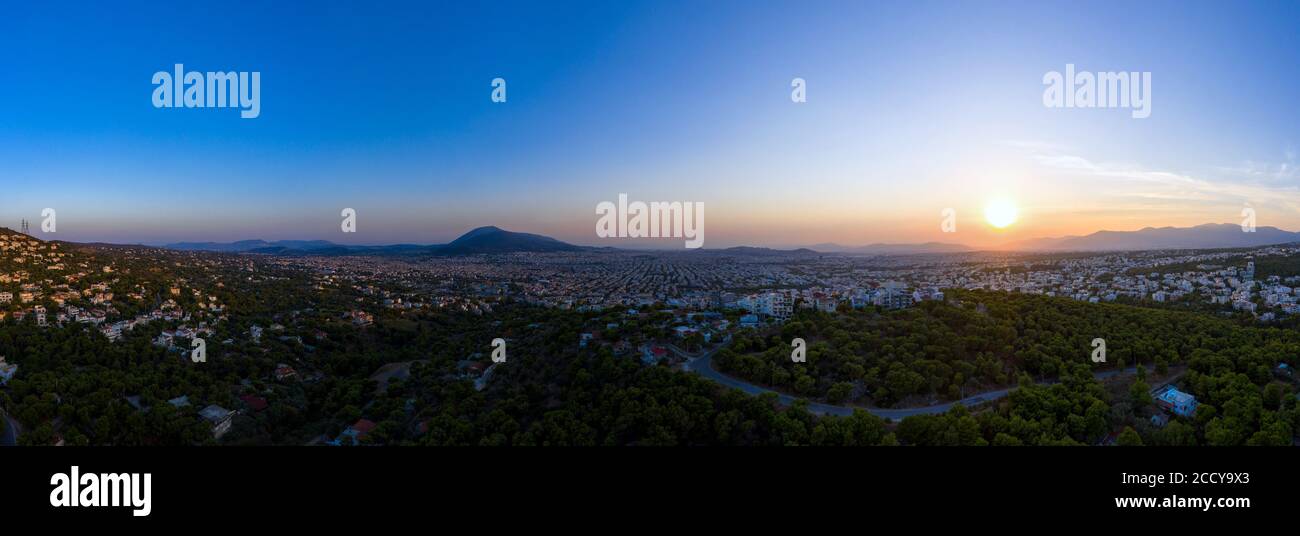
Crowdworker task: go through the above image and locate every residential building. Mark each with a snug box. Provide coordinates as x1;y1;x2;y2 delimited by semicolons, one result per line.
0;356;16;385
199;405;235;439
1155;386;1199;418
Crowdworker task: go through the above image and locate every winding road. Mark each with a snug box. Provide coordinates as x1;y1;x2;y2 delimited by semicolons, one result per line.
0;412;19;447
673;342;1140;420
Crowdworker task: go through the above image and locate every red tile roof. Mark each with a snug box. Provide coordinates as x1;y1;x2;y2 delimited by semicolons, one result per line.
239;394;269;412
352;419;378;435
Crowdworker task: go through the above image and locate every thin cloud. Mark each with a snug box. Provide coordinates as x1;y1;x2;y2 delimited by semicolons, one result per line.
1031;151;1300;212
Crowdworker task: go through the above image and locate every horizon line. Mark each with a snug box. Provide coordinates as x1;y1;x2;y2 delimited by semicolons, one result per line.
3;221;1296;254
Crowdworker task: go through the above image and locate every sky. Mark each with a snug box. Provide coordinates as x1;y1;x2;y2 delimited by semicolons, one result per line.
2;0;1299;248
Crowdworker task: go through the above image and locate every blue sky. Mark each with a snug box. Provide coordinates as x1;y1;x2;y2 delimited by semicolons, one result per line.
2;0;1298;247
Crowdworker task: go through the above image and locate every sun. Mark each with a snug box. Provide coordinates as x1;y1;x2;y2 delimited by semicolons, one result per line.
984;198;1018;229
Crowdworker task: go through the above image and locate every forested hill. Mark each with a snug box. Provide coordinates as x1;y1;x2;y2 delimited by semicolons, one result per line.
716;290;1300;445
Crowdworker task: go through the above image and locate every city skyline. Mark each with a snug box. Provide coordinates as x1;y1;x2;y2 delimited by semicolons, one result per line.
3;0;1300;248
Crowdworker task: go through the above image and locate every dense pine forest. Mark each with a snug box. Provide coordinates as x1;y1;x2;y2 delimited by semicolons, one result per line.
5;288;1298;446
715;290;1300;445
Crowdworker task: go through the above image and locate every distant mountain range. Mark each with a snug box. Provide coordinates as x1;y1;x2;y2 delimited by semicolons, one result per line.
166;239;341;253
438;226;583;254
158;223;1300;256
1006;223;1300;251
708;246;821;256
165;226;584;256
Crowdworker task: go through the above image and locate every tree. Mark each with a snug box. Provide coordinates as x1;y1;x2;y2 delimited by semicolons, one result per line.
1204;418;1243;446
1117;426;1143;446
827;382;854;404
1153;421;1196;446
1130;379;1152;409
794;374;816;395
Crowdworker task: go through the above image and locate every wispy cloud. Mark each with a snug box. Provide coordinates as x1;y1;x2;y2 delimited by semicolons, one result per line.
1214;149;1299;183
1029;149;1300;213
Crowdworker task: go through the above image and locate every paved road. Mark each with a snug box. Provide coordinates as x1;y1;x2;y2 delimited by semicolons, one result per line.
674;343;1140;420
0;412;19;447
